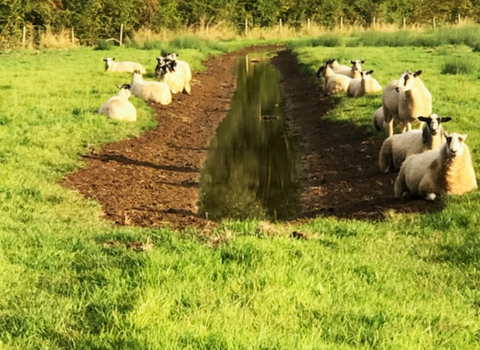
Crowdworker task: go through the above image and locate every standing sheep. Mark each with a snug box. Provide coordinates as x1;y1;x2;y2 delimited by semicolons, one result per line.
394;132;477;200
347;70;382;98
155;57;191;94
382;79;400;136
103;57;147;74
378;114;452;173
97;84;137;122
131;71;172;105
387;70;432;137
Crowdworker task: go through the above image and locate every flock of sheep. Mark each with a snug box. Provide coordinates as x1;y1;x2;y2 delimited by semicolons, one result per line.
317;59;477;201
98;53;192;122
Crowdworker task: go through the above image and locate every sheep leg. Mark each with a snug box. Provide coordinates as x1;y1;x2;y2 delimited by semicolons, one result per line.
394;169;408;198
425;193;436;201
387;119;394;137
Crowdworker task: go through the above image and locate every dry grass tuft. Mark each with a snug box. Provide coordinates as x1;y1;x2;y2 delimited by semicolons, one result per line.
39;26;76;49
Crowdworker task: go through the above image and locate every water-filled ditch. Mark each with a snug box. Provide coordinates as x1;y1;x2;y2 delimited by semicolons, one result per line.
198;53;303;221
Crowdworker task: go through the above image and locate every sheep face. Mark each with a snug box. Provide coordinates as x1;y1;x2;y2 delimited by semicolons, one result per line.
446;133;467;158
103;57;115;70
418;114;452;136
397;70;423;93
350;60;364;72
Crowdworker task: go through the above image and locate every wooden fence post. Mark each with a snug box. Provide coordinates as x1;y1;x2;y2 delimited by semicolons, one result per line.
22;26;26;47
279;19;282;33
245;19;248;37
71;28;75;46
119;24;123;46
308;18;311;31
403;17;406;29
433;17;436;28
340;17;343;31
373;17;376;29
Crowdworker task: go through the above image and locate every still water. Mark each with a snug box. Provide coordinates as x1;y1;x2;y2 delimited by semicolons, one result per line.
198;53;303;221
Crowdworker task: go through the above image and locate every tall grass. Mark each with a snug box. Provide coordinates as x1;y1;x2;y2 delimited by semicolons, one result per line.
1;33;480;349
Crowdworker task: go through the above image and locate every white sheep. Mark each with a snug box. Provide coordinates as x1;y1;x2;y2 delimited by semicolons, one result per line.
327;59;364;78
372;106;388;132
347;70;382;98
317;63;352;95
385;70;432;137
97;84;137;122
103;57;147;74
131;71;172;105
155;57;191;94
164;53;192;91
382;79;400;136
378;114;452;173
394;132;477;200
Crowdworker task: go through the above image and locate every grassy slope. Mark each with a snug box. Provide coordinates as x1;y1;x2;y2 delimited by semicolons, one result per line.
0;34;480;349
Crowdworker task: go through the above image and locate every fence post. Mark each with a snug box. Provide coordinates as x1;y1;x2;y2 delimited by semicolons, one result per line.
245;19;248;37
22;26;26;47
340;17;343;31
119;24;123;46
308;18;311;31
71;28;75;46
373;17;376;29
403;17;406;29
458;14;461;25
433;17;436;28
206;23;209;37
279;19;282;33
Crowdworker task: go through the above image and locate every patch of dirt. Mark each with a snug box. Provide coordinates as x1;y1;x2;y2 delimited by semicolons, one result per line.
63;46;444;230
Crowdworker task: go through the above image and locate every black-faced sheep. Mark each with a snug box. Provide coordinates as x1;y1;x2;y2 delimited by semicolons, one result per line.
103;57;147;74
379;114;451;173
97;84;137;122
131;71;172;105
155;57;191;94
394;132;477;200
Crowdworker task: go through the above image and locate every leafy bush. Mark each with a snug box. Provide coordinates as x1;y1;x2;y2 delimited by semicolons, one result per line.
441;57;475;75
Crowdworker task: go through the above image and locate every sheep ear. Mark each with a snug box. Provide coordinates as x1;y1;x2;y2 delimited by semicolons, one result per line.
414;70;422;77
368;70;374;75
461;134;468;141
418;116;429;123
350;60;355;64
441;117;452;123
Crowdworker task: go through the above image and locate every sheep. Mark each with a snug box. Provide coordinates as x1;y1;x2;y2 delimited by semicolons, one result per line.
327;59;364;78
394;132;477;200
163;53;192;88
103;57;147;74
316;63;352;95
384;70;432;137
382;79;400;136
372;106;388;131
347;70;382;98
97;84;137;122
131;70;172;105
378;114;452;173
155;57;191;94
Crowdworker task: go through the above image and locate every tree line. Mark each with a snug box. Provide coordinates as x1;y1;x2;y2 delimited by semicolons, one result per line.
1;0;478;44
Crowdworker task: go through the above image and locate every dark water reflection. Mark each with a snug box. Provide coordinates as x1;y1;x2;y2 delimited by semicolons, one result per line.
198;53;303;221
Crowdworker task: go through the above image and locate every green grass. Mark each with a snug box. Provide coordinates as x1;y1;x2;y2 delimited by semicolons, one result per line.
1;33;480;349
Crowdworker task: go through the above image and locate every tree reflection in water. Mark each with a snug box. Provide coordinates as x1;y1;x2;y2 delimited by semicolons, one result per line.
199;53;303;221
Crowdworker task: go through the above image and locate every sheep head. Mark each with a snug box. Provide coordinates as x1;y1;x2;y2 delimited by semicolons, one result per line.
397;70;423;93
445;132;467;158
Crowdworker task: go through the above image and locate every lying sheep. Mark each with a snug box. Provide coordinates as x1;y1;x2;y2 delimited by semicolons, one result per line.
394;132;477;200
155;57;191;94
347;70;382;98
372;107;388;132
317;63;351;95
378;114;452;173
103;57;147;74
97;84;137;122
328;59;364;78
131;71;172;105
386;70;432;137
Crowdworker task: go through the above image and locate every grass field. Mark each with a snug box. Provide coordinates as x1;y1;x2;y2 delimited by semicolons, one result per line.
1;30;480;349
